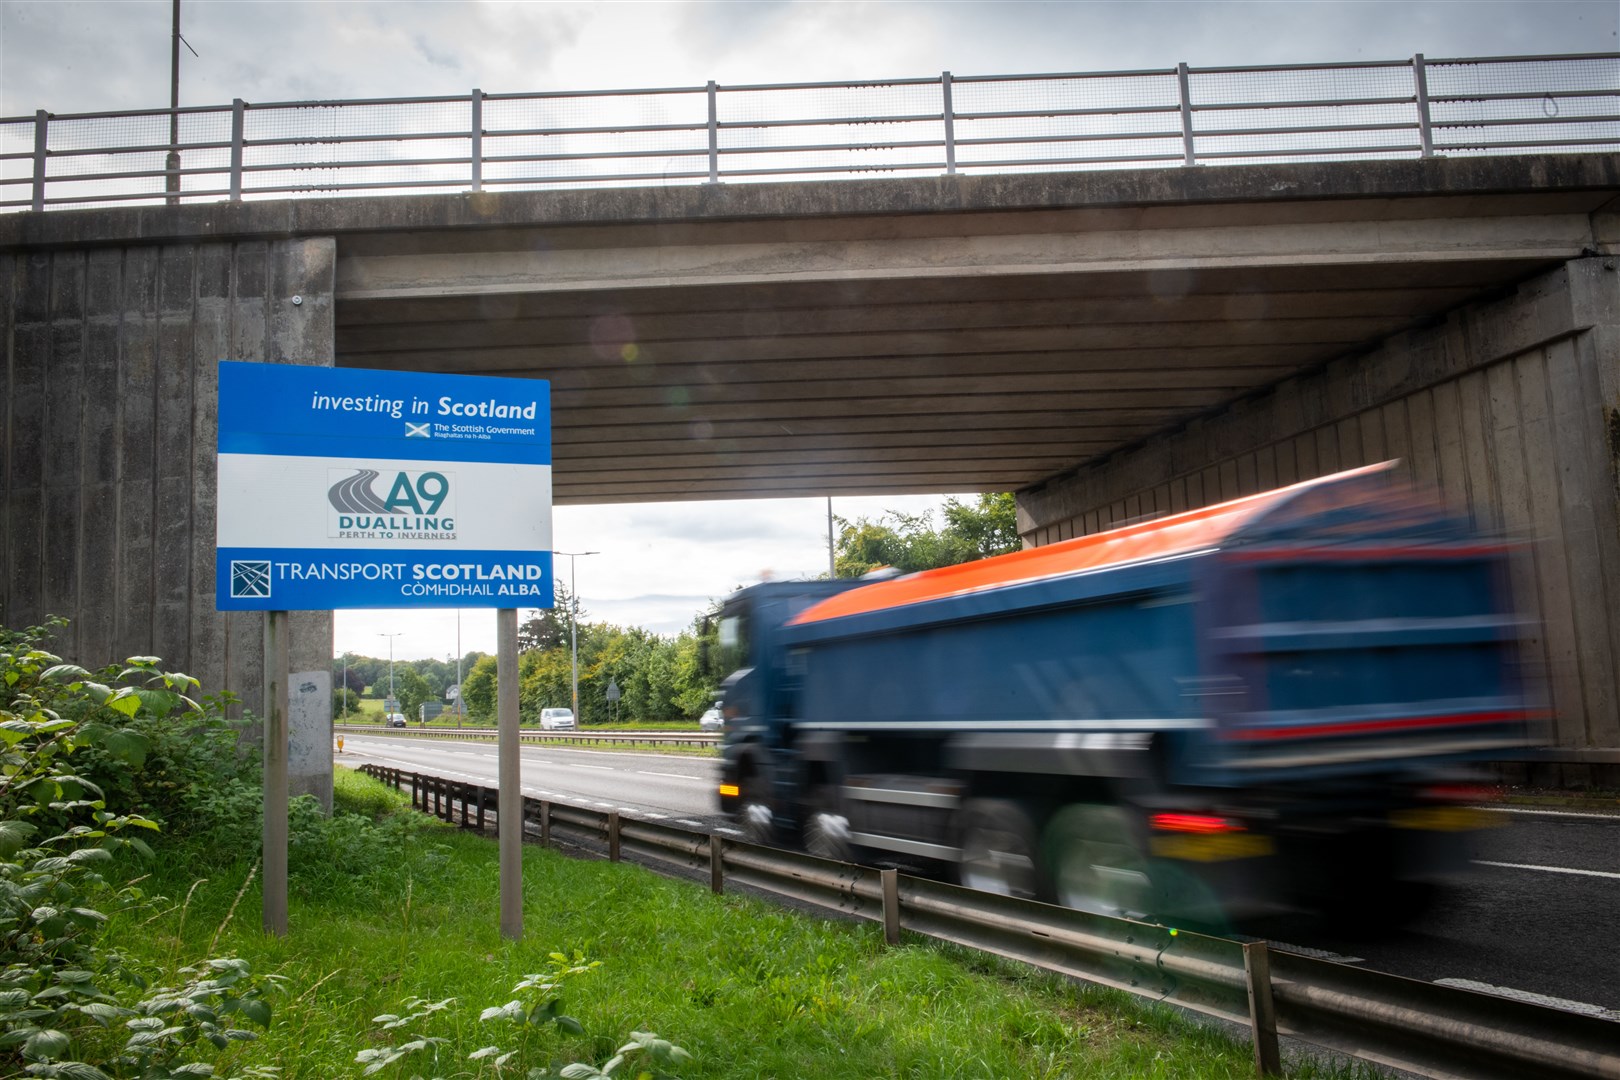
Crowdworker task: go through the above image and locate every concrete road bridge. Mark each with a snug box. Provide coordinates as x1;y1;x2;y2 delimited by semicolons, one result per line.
2;58;1618;775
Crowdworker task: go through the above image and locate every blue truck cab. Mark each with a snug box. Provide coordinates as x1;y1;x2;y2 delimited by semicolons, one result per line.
715;465;1539;929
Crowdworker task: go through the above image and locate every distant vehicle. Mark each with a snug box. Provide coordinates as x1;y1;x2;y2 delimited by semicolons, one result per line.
698;706;724;732
539;707;577;731
385;713;407;728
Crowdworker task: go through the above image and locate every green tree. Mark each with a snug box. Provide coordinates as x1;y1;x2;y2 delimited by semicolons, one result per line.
461;655;498;722
395;665;435;719
944;492;1021;559
332;653;367;694
333;687;362;717
518;648;573;723
833;493;1022;577
519;584;580;652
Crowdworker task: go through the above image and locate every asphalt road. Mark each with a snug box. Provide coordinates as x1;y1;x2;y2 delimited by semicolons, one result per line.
343;733;726;831
341;733;1619;1017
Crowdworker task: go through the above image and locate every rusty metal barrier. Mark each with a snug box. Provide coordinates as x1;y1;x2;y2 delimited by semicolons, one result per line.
356;764;1620;1080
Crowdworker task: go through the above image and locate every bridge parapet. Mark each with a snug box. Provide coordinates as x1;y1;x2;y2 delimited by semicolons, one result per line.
3;52;1616;213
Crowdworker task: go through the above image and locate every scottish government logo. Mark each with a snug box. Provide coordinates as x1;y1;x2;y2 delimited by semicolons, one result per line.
327;468;457;541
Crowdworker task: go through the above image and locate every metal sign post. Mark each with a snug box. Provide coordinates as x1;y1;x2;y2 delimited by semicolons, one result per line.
216;362;552;938
263;609;289;936
497;609;521;939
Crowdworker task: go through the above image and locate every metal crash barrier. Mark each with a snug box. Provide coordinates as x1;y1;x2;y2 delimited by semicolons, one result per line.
357;765;1619;1080
337;724;717;750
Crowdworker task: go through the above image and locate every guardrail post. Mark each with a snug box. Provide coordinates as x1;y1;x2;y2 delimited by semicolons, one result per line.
470;88;483;192
941;71;958;176
539;799;552;847
608;811;621;862
1242;941;1281;1076
1412;54;1435;158
229;98;245;200
706;80;720;183
475;785;486;831
709;836;724;894
1177;62;1197;165
881;868;900;946
31;110;47;212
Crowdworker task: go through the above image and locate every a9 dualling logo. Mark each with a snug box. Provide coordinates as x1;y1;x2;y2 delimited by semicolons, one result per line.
327;468;457;541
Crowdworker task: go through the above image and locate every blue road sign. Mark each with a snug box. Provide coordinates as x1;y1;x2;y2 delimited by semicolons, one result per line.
216;362;553;611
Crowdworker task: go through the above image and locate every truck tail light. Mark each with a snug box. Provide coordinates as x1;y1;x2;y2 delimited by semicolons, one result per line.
1150;812;1246;834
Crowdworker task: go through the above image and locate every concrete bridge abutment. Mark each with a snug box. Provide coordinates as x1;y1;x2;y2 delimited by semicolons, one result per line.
2;236;336;770
1017;255;1620;780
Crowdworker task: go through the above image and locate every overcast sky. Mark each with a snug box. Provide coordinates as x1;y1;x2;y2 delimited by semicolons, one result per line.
4;0;1614;659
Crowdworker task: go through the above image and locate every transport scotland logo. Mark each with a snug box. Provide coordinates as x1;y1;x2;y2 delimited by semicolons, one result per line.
229;560;272;598
327;468;457;541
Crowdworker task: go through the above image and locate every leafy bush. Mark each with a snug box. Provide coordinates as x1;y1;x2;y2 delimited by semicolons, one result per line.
0;619;279;1077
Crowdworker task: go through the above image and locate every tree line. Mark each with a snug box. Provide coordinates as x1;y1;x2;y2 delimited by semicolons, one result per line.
332;493;1019;726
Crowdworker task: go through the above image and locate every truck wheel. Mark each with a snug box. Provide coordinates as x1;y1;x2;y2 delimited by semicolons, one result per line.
739;800;775;845
957;799;1046;901
1046;804;1153;920
801;787;853;862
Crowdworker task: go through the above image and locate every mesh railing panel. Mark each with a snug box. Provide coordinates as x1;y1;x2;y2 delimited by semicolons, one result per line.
1427;55;1620;153
953;73;1182;170
39;109;233;208
0;118;38;206
484;90;706;188
5;54;1615;210
715;82;944;178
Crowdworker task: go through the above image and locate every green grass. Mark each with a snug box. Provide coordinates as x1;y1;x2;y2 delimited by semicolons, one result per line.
100;770;1371;1079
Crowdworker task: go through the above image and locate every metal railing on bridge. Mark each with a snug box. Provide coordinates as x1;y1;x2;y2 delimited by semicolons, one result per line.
3;52;1617;212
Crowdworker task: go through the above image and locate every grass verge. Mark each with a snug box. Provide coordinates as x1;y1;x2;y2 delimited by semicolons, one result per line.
105;768;1373;1079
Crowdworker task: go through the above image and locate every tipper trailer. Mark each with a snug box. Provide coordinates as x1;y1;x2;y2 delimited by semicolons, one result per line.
714;464;1539;927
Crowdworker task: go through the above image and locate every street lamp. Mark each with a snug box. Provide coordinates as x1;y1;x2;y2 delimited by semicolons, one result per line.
379;633;401;717
552;550;598;724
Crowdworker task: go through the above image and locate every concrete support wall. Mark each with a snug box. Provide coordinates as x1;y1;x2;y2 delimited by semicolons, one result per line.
2;237;336;720
1018;256;1620;762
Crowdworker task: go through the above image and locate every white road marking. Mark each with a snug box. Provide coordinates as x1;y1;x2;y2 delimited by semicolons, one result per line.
714;827;743;836
573;764;614;771
594;801;615;808
1434;978;1620;1020
1262;941;1363;964
677;819;704;827
636;770;701;779
1473;860;1620;880
643;813;667;820
1481;805;1619;821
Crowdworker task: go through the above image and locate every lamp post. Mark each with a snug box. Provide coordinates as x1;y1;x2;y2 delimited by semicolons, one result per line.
552;550;598;723
379;633;401;717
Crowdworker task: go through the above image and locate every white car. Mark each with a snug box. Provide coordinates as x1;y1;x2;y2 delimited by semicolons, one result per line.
539;707;576;731
698;707;724;732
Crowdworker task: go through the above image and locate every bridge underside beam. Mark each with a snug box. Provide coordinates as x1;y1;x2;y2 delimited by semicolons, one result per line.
321;168;1615;504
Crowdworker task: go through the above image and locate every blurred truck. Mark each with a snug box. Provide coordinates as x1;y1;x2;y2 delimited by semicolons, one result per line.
713;464;1540;928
